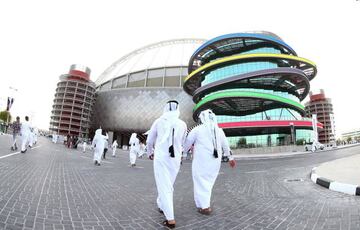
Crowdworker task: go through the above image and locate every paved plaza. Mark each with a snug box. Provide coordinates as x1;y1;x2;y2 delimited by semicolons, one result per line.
0;135;360;230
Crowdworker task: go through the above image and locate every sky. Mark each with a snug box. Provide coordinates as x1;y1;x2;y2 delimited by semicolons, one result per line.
0;0;359;137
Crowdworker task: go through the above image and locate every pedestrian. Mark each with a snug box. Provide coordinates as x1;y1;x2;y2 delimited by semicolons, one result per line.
82;140;87;153
129;133;140;167
52;134;57;143
67;135;71;148
28;128;34;148
112;140;118;157
103;133;109;159
10;116;21;151
311;137;317;152
92;128;107;166
33;128;38;145
72;136;77;149
20;116;31;153
146;100;187;229
138;142;146;158
184;109;236;215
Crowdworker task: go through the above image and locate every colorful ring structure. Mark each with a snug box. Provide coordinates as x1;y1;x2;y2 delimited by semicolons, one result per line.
188;32;298;73
183;32;318;137
193;90;305;120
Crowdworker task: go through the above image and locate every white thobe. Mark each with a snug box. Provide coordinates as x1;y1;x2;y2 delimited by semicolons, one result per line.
29;132;35;147
92;135;106;163
53;134;57;143
184;125;231;209
82;142;87;152
129;138;139;164
146;118;187;221
20;121;31;152
33;129;38;144
112;142;118;156
138;143;145;157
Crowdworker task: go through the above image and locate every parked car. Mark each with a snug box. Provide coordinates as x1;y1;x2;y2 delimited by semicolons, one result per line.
305;142;324;152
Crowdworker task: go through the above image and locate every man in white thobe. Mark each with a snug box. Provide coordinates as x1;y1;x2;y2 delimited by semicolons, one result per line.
82;140;87;153
138;142;145;158
112;140;118;157
146;100;187;228
311;137;317;153
28;128;34;148
92;128;107;166
184;109;236;215
129;133;139;166
20;116;31;153
33;128;38;145
11;116;21;151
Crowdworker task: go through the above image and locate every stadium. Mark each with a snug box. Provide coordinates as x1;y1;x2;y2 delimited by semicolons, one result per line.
92;39;205;145
92;32;323;150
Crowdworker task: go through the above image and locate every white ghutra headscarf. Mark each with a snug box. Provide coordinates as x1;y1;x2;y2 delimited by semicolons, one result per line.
129;133;137;144
94;128;102;139
159;100;180;145
199;109;222;154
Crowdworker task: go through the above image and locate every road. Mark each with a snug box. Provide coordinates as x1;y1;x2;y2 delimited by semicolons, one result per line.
0;135;359;230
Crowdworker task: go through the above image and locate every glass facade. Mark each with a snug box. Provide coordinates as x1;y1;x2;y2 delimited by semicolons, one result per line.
217;108;302;123
228;129;313;149
99;66;186;90
184;32;318;150
202;62;278;86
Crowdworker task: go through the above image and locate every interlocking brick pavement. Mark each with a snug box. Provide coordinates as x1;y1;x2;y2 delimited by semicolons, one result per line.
1;135;360;229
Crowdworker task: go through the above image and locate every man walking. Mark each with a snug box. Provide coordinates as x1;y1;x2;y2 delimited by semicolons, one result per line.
184;109;236;215
92;128;107;166
146;100;187;229
129;133;139;167
10;116;21;151
20;116;31;153
112;140;118;157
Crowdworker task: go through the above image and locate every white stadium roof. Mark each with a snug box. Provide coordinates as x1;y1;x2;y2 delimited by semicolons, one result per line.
95;38;206;85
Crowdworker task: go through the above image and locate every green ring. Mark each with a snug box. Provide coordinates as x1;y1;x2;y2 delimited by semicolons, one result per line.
194;90;304;112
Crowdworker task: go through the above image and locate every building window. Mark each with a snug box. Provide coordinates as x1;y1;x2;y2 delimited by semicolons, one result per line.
147;69;164;87
164;76;180;87
112;76;127;89
128;72;146;88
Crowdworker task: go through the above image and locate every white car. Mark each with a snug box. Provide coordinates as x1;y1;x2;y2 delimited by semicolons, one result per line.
305;142;324;152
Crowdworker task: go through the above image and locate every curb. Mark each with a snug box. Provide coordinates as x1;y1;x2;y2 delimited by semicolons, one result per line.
233;144;360;160
310;167;360;196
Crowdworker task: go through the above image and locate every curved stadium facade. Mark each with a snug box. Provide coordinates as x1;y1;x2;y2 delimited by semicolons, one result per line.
184;32;323;148
92;39;205;144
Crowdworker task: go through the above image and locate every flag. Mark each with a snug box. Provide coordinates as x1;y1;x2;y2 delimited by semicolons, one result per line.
6;97;14;111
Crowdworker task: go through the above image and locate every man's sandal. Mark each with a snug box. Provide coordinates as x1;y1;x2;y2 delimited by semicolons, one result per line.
198;207;212;215
163;220;175;229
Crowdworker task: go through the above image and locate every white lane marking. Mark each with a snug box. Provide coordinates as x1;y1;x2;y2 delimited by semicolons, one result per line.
0;145;42;160
80;156;114;164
